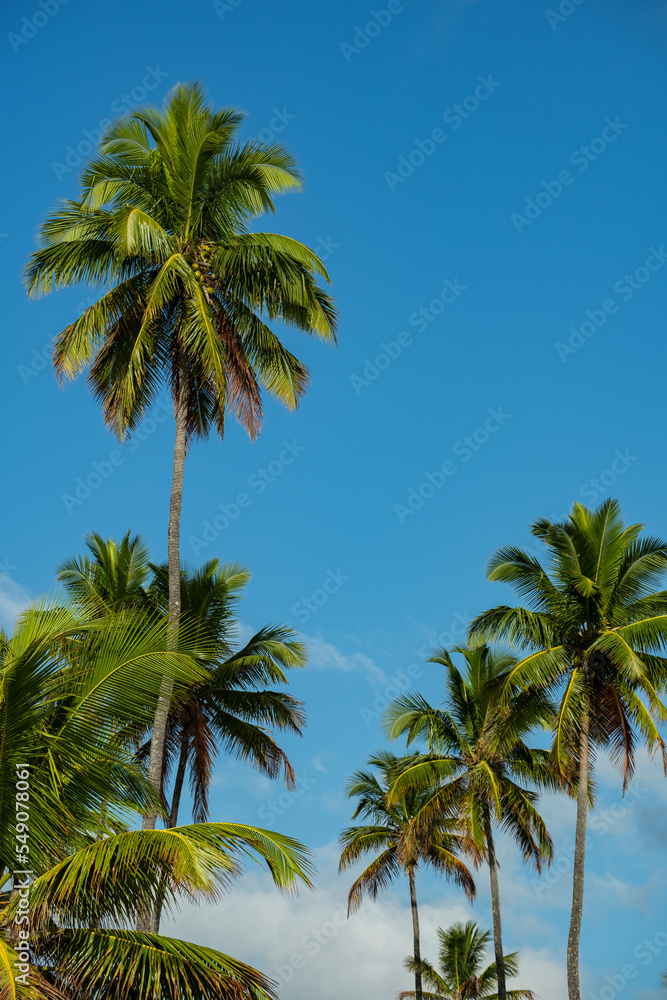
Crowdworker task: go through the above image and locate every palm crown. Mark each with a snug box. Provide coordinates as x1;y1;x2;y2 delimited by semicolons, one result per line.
57;530;151;611
339;751;476;1000
59;535;307;829
339;751;476;910
25;81;337;442
469;499;667;784
146;558;306;826
401;921;535;1000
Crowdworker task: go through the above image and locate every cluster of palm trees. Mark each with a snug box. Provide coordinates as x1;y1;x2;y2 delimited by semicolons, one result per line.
0;527;318;999
6;77;667;1000
338;499;667;1000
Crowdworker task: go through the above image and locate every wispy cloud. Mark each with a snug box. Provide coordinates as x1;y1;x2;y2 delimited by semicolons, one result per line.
0;572;31;630
165;843;514;1000
304;636;389;686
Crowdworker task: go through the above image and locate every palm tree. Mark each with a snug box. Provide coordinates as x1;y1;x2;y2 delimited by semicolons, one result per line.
0;597;314;1000
25;81;337;852
384;644;555;1000
60;538;307;833
400;920;536;1000
468;499;667;1000
339;751;476;1000
146;558;306;830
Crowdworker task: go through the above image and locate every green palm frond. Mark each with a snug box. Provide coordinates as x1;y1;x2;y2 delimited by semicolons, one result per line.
42;929;275;1000
24;822;312;932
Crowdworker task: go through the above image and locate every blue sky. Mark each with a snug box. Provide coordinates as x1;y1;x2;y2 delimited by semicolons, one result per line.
3;0;667;995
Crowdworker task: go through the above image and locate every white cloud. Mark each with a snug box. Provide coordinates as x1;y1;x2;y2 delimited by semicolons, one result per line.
516;947;567;999
165;841;561;1000
0;572;31;630
304;636;388;686
312;752;336;774
587;873;650;909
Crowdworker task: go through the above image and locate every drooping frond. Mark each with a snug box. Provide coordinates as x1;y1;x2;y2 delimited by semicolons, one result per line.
41;929;275;1000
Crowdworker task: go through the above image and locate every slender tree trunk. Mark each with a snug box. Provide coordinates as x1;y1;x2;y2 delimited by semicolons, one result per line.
407;868;423;1000
138;353;189;934
567;711;590;1000
151;734;189;932
482;804;506;1000
168;734;189;829
151;733;189;931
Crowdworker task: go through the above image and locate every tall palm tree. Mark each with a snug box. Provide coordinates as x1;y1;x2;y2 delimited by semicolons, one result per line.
146;558;306;830
384;644;555;1000
0;598;314;1000
339;751;476;1000
60;538;307;834
25;81;337;847
400;920;536;1000
468;499;667;1000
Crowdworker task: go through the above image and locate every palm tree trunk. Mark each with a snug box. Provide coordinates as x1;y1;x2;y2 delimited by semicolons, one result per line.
566;711;590;1000
482;804;506;1000
151;733;189;931
407;867;423;1000
168;734;189;829
151;734;189;933
138;353;189;933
